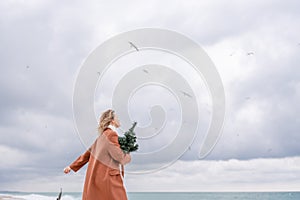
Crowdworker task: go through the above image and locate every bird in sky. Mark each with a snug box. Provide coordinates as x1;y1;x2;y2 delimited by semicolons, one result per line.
128;41;139;51
142;69;149;74
247;52;254;56
180;90;193;98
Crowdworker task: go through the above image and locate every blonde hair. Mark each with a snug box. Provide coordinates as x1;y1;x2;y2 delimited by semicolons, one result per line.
98;109;115;134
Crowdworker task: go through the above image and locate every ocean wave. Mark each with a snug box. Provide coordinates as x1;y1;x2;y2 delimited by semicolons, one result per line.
0;193;81;200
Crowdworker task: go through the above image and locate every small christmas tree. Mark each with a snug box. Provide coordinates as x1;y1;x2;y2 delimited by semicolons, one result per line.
118;122;139;153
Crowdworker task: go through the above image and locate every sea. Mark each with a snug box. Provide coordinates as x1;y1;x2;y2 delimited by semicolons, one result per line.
0;191;300;200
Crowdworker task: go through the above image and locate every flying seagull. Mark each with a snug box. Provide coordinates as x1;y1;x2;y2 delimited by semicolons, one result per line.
128;41;139;51
56;188;62;200
180;91;193;98
142;69;149;74
247;52;254;56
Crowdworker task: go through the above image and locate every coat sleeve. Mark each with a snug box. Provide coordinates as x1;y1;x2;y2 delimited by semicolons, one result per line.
107;131;131;165
69;148;91;172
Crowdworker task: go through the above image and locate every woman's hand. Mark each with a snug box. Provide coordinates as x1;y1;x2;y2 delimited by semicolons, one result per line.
64;166;71;174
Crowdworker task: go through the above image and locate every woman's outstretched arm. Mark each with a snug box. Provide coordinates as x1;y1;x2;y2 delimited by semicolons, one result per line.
64;148;91;173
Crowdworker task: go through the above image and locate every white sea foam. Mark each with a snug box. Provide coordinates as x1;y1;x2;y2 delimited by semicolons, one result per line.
0;193;81;200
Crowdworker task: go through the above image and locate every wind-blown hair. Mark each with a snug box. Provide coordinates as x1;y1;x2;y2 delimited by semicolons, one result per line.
98;109;115;134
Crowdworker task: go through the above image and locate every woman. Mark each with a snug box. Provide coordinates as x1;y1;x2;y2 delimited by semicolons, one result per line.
64;109;131;200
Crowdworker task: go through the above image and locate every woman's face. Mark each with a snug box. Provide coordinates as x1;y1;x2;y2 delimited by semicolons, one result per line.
112;114;121;128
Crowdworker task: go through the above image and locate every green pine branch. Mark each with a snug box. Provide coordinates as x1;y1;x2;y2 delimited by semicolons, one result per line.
118;122;139;153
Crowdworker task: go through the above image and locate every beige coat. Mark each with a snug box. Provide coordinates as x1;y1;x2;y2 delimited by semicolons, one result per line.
70;128;131;200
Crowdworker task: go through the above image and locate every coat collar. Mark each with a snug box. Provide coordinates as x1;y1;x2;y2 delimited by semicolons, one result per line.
108;124;118;133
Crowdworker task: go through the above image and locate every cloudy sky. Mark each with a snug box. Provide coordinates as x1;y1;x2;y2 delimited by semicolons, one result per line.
1;0;300;192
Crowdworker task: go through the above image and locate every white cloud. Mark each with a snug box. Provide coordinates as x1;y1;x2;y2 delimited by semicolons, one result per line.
125;156;300;192
6;156;299;192
0;145;29;168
